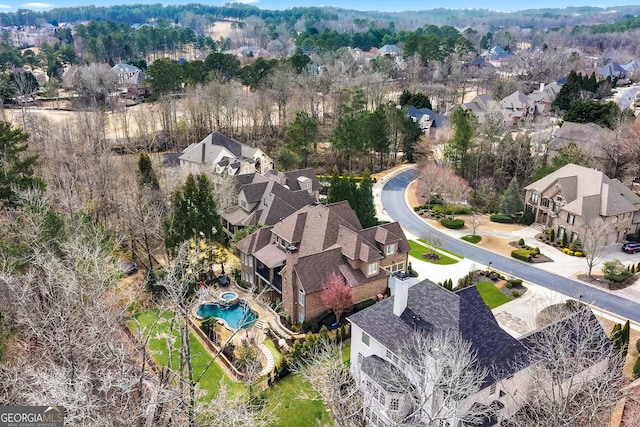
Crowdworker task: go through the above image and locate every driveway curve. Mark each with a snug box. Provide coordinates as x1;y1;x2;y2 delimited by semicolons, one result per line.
381;167;640;323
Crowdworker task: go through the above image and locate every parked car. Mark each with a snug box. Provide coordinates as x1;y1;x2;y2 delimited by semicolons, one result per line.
622;242;640;254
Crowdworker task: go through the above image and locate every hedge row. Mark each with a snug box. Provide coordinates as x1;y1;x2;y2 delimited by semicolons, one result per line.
511;249;534;262
490;214;514;224
441;219;465;229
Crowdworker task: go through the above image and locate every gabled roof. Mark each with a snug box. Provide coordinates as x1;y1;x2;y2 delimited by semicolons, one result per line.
407;105;447;128
500;90;531;111
524;163;640;219
263;168;322;192
111;63;141;74
598;62;626;78
549;121;614;161
348;280;527;385
178;132;259;165
379;44;399;54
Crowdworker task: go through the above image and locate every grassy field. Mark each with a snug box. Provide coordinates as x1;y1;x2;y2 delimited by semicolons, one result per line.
126;310;243;398
409;240;458;265
476;281;512;309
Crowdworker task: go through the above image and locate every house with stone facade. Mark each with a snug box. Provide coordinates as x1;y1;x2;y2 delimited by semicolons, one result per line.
220;168;321;238
524;163;640;244
178;132;274;177
348;274;611;427
236;201;409;324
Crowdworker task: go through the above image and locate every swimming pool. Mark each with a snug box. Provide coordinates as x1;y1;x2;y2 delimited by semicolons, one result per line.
197;301;258;330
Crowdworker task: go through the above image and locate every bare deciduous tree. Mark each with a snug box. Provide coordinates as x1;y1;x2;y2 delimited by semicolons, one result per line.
468;211;485;237
378;331;490;426
289;339;363;427
508;308;624;427
580;216;611;277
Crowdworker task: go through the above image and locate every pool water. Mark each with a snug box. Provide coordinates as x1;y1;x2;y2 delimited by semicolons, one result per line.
197;302;258;330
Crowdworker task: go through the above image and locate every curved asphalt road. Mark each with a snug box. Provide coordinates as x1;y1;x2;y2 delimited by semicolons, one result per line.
381;168;640;323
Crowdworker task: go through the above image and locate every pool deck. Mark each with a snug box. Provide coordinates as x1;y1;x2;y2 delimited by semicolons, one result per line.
190;283;286;378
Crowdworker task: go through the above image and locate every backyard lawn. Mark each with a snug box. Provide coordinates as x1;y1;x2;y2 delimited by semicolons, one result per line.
265;375;332;427
409;240;459;265
476;281;512;309
126;310;243;398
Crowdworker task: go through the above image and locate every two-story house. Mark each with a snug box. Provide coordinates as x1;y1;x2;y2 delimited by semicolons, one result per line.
407;105;447;137
178;132;274;177
236;201;410;323
348;274;611;427
524;163;640;244
220;168;322;238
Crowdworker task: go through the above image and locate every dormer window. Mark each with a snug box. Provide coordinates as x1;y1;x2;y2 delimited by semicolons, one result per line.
240;199;247;209
367;262;378;276
385;244;396;256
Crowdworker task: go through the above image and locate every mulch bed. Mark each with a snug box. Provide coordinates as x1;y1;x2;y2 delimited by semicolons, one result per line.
508;241;554;264
422;253;441;261
576;273;638;290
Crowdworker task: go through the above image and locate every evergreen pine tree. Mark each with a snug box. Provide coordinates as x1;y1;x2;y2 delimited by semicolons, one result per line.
499;177;523;216
136;152;159;189
357;169;378;228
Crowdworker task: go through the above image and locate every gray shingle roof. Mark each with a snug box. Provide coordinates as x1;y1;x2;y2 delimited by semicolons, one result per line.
348;280;527;385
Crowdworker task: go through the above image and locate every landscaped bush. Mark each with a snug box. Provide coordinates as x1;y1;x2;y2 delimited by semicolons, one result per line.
602;259;633;282
627;233;640;242
512;290;521;298
432;205;470;216
441;219;465;229
511;249;534;262
352;298;376;313
507;278;523;288
490;214;514;224
518;238;525;246
520;208;535;225
574;251;584;257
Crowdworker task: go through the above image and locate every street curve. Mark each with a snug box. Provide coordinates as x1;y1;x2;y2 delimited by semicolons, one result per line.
381;167;640;323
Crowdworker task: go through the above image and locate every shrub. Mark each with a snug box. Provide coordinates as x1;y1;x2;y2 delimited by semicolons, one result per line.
574;251;583;257
518;238;525;246
441;219;465;229
627;233;640;242
489;271;500;281
548;229;555;241
569;239;583;252
566;250;574;256
511;249;533;262
561;233;568;247
602;259;632;282
512;290;521;298
520;208;535;225
634;357;640;379
506;281;513;289
490;214;513;224
507;278;523;287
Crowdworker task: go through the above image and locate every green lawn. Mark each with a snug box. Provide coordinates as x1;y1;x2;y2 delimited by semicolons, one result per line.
126;310;243;399
265;372;332;427
461;235;481;244
409;240;458;265
417;238;463;259
476;281;511;309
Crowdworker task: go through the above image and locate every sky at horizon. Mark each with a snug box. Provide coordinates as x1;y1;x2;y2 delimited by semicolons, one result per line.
1;0;639;14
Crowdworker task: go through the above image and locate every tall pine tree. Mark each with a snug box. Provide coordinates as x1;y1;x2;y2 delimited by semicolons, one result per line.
499;177;523;216
165;173;223;254
357;169;378;228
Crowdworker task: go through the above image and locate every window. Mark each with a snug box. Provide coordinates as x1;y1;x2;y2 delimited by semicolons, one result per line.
490;383;497;395
298;289;305;306
567;213;575;225
240;253;253;267
383;262;405;274
240;199;247;209
362;332;370;346
390;398;399;411
367;262;378;276
530;192;539;203
612;215;619;224
358;353;363;365
541;198;550;207
385;244;396;255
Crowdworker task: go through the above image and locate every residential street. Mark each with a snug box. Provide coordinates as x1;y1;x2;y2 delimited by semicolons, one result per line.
377;167;640;324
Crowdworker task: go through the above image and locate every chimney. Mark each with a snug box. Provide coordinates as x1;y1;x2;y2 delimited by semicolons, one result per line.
391;272;418;317
539;82;544;92
201;142;206;164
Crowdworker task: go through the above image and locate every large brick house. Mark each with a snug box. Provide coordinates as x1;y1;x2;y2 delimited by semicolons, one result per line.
524;163;640;244
220;168;322;238
236;201;410;324
348;275;611;426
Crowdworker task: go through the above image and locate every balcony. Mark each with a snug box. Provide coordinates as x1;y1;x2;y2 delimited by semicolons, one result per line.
256;264;283;294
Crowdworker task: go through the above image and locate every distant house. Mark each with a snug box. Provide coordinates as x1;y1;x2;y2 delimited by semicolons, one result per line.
598;62;627;80
236;202;409;323
178;132;274;177
349;275;612;427
448;94;498;122
378;44;399;57
236;46;268;58
111;63;143;86
407;105;447;137
524;163;640;244
221;168;321;238
528;81;563;114
500;90;536;125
